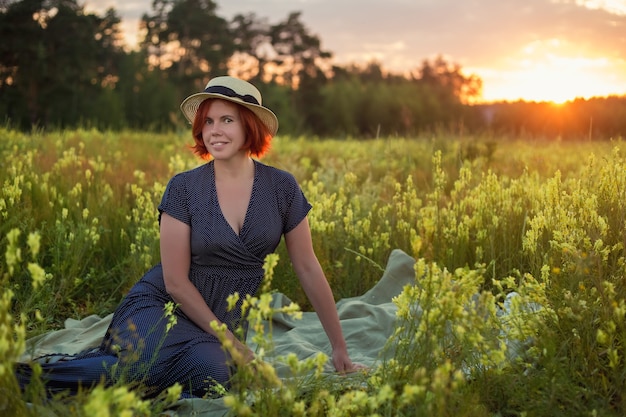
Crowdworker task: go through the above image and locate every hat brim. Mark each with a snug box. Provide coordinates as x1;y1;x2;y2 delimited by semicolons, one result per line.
180;93;279;137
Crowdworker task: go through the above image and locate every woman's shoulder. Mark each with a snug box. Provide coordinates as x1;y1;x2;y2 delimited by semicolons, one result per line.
168;162;212;183
162;163;213;199
180;161;212;177
254;160;297;183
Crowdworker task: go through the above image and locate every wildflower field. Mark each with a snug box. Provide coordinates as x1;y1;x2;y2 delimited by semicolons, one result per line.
1;128;625;416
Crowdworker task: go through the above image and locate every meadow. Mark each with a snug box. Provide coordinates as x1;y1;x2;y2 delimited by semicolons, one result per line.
1;127;625;416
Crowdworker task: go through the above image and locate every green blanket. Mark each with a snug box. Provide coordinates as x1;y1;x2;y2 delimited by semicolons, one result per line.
22;249;417;416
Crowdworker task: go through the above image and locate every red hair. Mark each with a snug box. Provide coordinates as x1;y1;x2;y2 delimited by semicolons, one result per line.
190;99;273;160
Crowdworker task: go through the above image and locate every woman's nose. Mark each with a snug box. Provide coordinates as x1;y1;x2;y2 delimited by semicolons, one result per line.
210;123;223;135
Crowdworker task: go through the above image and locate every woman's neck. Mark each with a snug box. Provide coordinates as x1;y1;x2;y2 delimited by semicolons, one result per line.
213;154;254;181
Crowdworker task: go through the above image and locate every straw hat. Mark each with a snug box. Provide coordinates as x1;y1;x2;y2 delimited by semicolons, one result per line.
180;76;279;136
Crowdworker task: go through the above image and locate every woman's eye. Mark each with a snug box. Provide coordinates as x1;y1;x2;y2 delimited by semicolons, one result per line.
205;118;213;125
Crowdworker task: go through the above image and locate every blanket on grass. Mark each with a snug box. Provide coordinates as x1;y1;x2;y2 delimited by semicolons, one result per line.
22;249;417;416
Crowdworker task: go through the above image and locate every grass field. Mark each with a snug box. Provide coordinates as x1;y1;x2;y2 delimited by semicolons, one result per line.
1;128;625;416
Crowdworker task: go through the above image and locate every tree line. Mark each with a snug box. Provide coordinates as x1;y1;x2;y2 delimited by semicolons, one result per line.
1;0;625;139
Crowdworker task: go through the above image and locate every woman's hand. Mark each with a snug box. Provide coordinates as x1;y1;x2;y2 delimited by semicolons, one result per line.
226;331;255;364
233;338;255;364
332;347;367;374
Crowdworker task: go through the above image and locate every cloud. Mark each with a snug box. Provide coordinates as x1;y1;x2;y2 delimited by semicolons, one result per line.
215;0;625;74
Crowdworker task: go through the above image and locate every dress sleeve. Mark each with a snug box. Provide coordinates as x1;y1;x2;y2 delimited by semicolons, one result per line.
158;173;191;226
281;173;313;234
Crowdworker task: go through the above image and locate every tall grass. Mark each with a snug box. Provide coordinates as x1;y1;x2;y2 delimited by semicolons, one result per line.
1;128;625;415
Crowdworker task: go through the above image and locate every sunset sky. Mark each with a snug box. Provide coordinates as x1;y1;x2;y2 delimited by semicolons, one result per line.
84;0;626;104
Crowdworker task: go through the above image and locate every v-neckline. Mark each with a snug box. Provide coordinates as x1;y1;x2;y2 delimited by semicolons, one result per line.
212;160;257;238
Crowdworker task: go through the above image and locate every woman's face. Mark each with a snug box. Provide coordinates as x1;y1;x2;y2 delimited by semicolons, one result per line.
201;99;247;160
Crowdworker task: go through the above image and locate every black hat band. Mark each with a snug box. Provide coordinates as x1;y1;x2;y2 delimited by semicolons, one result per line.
204;85;260;105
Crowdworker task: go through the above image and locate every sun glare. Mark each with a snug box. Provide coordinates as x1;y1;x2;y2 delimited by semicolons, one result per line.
477;38;626;103
484;58;618;104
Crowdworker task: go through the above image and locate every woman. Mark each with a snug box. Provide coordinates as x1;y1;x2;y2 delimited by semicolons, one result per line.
18;76;360;398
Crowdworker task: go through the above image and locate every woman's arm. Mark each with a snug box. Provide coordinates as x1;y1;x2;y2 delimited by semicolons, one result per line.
284;217;359;373
160;213;252;360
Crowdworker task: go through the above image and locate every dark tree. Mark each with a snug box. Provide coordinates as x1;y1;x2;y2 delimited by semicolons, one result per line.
414;55;483;104
140;0;234;92
0;0;126;128
0;0;46;127
94;8;126;85
268;11;332;87
229;13;272;81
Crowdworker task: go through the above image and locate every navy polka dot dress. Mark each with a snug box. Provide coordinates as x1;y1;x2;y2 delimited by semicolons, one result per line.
18;160;311;398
